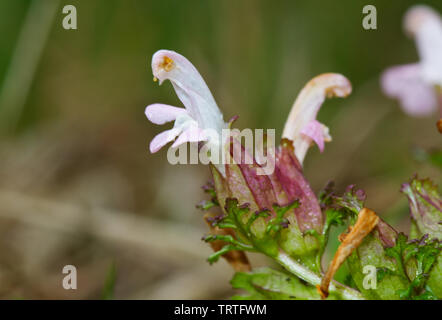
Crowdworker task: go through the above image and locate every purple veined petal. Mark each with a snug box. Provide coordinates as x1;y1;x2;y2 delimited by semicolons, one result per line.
274;141;323;233
145;103;188;125
404;6;442;86
300;119;329;152
227;138;278;212
171;126;207;148
151;50;226;134
282;73;352;165
381;63;437;116
149;128;182;153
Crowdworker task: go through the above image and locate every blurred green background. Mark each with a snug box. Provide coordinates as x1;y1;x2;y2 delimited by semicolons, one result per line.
0;0;440;299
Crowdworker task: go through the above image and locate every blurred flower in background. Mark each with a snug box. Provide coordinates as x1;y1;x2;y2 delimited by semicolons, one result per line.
381;5;442;117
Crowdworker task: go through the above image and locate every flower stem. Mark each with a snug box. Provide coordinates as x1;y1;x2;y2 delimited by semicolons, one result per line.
276;251;365;300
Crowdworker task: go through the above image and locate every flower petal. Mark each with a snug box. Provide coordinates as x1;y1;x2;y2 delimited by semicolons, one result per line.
171;125;207;148
145;103;188;125
151;50;226;134
381;63;437;116
404;5;442;86
300;119;329;152
282;73;351;164
149;128;181;153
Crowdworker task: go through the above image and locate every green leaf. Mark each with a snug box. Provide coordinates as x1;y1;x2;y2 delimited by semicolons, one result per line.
266;201;298;235
231;267;332;300
401;176;442;240
319;182;365;219
196;181;219;211
384;233;410;278
318;183;366;248
196;200;217;211
346;233;409;300
347;232;441;300
312;183;367;273
219;198;300;258
202;234;254;252
203;197;322;273
400;235;441;299
207;244;241;264
427;253;442;298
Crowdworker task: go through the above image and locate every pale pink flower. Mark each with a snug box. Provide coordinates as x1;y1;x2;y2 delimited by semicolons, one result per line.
145;50;227;151
282;73;351;164
381;5;442;116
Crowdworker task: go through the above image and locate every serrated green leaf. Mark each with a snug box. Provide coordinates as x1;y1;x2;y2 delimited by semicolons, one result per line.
401;176;442;240
231;267;332;300
347;231;441;300
347;233;409;300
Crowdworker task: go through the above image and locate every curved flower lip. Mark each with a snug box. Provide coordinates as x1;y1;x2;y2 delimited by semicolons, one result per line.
300;120;330;152
149;127;181;153
145;103;188;125
145;102;202;153
282;73;352;164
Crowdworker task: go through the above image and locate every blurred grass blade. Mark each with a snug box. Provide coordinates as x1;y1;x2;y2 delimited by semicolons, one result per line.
0;0;60;133
101;262;117;300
